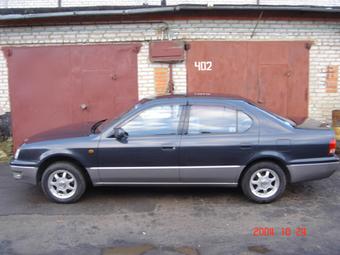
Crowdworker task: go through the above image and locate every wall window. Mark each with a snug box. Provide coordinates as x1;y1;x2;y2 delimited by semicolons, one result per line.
122;105;181;136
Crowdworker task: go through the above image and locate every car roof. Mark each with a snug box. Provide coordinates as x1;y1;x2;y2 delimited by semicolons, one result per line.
140;93;254;104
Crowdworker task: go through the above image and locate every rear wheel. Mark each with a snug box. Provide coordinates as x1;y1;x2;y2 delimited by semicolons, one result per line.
241;161;286;203
41;162;86;203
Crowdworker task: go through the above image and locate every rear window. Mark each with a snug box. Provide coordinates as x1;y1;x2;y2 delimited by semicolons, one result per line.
247;102;296;127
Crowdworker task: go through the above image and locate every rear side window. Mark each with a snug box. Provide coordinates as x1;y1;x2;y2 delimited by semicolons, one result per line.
188;105;237;134
187;105;253;135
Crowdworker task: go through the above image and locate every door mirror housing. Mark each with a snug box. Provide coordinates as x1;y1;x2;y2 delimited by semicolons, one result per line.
114;127;128;140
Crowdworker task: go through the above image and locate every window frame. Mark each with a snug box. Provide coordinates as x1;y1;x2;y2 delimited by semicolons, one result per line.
115;103;186;138
183;104;253;136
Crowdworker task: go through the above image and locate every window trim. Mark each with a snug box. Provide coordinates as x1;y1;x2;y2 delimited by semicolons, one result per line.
114;103;186;138
183;104;253;136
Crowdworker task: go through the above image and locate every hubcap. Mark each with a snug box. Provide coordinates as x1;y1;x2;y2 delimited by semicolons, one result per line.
249;168;280;198
47;170;77;199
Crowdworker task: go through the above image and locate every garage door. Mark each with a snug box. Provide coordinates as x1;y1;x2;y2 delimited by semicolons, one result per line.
4;44;140;149
186;41;309;124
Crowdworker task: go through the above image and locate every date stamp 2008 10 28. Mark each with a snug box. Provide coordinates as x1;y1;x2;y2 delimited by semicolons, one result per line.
253;227;308;237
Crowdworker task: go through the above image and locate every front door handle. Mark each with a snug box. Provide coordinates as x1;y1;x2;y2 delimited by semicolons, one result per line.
161;146;176;151
240;145;252;150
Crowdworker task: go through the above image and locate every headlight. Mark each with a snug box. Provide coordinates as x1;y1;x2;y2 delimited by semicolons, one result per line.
14;147;21;160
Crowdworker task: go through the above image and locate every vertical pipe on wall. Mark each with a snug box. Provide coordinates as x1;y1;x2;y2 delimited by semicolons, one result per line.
168;63;174;95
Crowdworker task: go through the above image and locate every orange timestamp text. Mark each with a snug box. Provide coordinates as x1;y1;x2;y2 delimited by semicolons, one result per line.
252;227;308;237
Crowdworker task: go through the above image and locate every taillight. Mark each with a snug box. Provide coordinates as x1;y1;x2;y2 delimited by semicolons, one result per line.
329;138;336;155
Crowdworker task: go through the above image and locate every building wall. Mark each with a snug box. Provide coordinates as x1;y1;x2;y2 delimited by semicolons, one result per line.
1;0;340;8
0;19;339;122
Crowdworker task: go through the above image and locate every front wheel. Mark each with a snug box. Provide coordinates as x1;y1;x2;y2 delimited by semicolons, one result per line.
41;162;87;203
241;161;287;203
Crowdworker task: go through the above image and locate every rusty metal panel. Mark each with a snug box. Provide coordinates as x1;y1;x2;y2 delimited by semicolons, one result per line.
259;64;288;117
186;41;309;124
286;41;309;124
187;41;249;96
4;44;140;149
149;41;185;63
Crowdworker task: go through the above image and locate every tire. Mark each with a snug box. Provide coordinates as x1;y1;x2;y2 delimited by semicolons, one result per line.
41;161;87;203
241;161;287;203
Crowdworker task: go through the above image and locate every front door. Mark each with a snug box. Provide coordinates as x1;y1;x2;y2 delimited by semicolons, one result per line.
97;104;184;182
179;103;259;183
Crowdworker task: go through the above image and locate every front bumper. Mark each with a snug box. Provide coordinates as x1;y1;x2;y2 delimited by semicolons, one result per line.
287;161;339;183
10;164;38;185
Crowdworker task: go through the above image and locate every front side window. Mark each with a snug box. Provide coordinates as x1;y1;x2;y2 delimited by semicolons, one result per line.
187;105;253;135
122;105;182;136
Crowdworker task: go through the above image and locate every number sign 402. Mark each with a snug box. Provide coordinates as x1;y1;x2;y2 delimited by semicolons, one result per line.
194;61;213;71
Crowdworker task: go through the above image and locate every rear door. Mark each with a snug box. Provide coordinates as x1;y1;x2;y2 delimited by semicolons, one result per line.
179;102;259;183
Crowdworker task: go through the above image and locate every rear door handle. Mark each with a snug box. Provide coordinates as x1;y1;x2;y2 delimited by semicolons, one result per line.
161;146;176;151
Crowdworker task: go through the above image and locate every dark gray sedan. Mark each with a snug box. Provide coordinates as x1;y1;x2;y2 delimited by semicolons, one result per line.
10;95;339;203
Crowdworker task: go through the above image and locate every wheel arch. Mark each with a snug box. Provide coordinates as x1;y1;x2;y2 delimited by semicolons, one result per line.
36;155;93;186
239;156;291;184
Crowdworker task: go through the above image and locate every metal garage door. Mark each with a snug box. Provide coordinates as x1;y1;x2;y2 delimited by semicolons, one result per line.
186;41;309;124
4;44;140;149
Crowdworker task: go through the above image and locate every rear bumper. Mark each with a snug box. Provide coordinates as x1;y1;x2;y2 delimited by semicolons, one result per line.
10;164;38;185
287;161;339;183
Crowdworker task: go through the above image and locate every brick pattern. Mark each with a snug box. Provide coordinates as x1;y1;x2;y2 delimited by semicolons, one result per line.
0;0;57;8
0;53;9;114
168;0;340;6
137;42;187;100
260;0;340;6
1;0;340;8
62;0;161;7
0;19;339;123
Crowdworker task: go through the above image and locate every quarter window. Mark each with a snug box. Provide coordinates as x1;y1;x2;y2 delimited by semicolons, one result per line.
238;111;252;132
122;105;181;136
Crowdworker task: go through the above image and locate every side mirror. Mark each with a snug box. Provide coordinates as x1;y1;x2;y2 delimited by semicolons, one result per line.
114;127;128;140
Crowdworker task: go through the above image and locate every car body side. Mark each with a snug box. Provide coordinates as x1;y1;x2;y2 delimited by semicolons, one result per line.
10;97;339;186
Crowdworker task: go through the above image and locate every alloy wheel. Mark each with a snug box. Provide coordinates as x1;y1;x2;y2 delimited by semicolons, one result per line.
47;169;77;199
249;168;280;198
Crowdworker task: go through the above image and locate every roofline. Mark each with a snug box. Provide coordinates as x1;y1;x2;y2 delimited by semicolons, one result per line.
1;4;340;23
143;93;254;102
